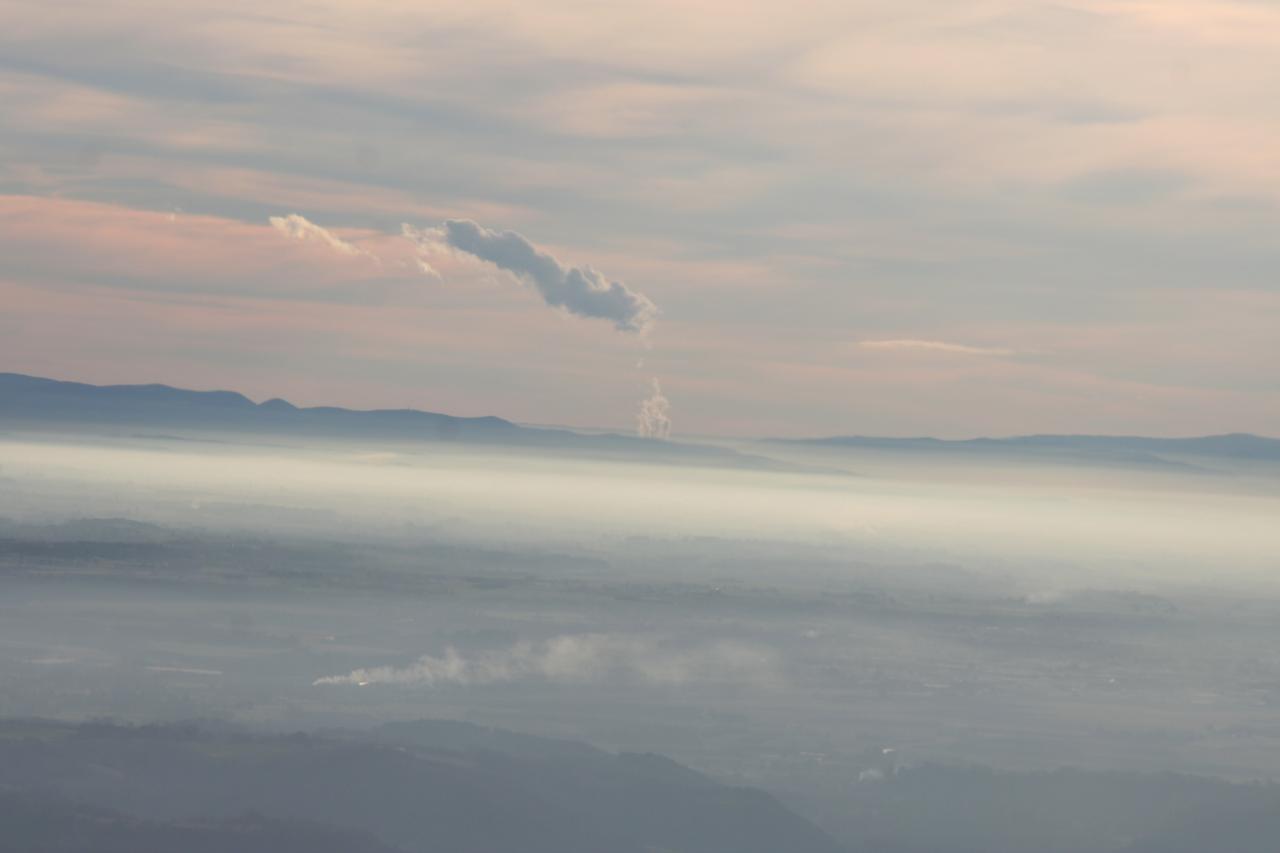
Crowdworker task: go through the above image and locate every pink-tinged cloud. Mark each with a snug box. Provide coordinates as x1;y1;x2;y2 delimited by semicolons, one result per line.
859;339;1016;357
268;213;377;260
0;195;390;297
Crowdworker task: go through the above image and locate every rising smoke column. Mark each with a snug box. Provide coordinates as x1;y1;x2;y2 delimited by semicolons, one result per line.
402;218;673;436
636;378;671;440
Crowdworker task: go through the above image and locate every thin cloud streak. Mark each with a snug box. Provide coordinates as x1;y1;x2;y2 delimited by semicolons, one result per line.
859;339;1017;357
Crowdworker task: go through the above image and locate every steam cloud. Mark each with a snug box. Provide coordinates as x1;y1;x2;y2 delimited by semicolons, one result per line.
636;378;672;439
405;219;656;333
269;213;374;259
313;634;776;688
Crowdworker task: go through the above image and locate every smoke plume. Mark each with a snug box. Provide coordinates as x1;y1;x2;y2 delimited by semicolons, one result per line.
636;378;672;439
405;219;656;334
313;634;776;688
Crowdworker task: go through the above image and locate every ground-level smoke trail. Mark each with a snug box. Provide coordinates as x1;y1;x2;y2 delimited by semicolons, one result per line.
313;634;777;688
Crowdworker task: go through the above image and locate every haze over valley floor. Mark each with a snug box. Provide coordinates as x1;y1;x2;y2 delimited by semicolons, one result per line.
3;370;1280;851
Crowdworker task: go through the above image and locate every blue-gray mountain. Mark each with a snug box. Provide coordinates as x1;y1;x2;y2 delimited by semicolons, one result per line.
0;719;843;853
0;372;777;469
5;371;1275;466
770;432;1280;462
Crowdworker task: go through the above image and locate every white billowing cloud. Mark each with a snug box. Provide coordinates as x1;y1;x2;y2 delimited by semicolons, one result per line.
401;223;447;280
406;219;657;334
269;213;375;259
636;378;672;439
859;339;1016;357
312;634;777;688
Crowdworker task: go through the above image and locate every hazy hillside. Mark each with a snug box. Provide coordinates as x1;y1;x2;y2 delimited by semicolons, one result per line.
0;372;518;441
0;720;844;853
0;792;401;853
0;372;784;470
781;763;1280;853
5;720;1280;853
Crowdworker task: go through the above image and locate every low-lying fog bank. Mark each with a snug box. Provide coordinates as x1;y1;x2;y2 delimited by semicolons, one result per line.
2;428;1280;849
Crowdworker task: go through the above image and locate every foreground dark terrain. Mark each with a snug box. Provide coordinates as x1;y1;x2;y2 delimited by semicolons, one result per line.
4;719;1280;853
0;719;839;853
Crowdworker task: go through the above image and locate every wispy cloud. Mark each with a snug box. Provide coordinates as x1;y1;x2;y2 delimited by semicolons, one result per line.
313;634;778;688
269;213;375;260
859;339;1016;357
0;196;385;296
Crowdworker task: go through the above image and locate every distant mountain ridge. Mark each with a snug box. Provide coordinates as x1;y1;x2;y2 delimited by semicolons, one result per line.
0;371;517;439
772;432;1280;461
7;372;1274;465
0;372;787;470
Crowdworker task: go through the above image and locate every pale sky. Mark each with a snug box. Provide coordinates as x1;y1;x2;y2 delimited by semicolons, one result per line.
2;0;1277;437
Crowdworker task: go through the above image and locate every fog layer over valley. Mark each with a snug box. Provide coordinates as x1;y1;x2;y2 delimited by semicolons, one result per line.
3;387;1280;851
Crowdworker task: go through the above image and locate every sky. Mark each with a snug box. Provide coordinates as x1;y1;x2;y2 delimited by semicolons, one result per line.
1;0;1278;438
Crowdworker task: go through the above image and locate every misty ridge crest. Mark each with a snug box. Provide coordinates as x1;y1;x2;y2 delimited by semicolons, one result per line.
0;372;788;468
0;371;515;436
774;432;1280;461
4;372;1276;466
